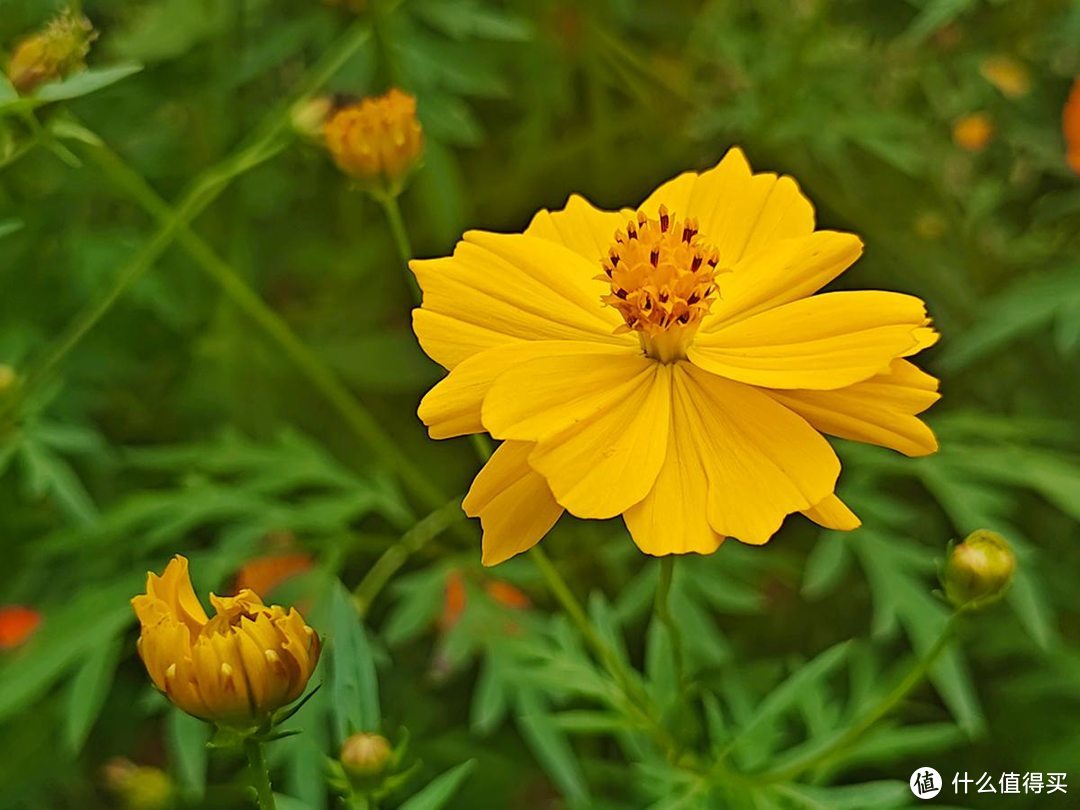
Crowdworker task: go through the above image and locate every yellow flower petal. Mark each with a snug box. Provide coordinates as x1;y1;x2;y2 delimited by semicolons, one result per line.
462;441;564;566
638;147;815;266
409;231;630;369
147;556;209;631
704;231;864;328
767;359;940;457
418;340;602;439
802;493;862;531
481;345;655;442
677;363;840;544
523;193;629;262
622;398;726;556
689;291;937;390
525;363;672;519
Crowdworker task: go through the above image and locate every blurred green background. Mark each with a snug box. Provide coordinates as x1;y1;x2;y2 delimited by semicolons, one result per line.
1;0;1079;808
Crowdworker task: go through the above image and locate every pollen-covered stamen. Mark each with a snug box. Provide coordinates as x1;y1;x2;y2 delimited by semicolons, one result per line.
599;205;726;360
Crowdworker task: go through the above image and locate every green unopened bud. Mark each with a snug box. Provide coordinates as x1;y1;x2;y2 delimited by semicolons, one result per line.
290;96;332;142
102;758;173;810
340;732;393;779
943;530;1016;609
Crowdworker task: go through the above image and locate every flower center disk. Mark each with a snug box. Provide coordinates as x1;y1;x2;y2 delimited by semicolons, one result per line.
600;206;723;360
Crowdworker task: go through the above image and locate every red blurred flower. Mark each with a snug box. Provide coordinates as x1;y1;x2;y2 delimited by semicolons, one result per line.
0;605;41;650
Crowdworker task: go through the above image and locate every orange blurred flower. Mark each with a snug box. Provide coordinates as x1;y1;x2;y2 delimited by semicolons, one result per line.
438;570;531;632
235;553;313;597
953;113;994;152
1065;78;1080;175
0;605;41;650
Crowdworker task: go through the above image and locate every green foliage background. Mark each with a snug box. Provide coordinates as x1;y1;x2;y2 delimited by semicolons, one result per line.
1;0;1079;808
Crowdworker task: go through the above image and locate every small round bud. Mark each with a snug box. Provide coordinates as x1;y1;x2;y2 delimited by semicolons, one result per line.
943;530;1016;609
291;96;333;142
0;364;16;394
102;758;173;810
5;10;96;94
340;732;393;778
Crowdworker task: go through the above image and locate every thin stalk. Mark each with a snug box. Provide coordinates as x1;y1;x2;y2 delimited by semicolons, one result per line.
18;23;371;397
655;556;686;693
528;545;688;765
75;138;450;515
759;613;961;783
353;498;464;617
373;190;421;303
243;737;277;810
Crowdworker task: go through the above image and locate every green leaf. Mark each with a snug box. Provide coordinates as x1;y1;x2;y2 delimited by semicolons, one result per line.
777;780;910;810
166;708;209;799
328;582;380;743
726;642;851;758
0;578;136;722
33;64;143;103
0;219;23;240
469;656;508;734
802;535;852;599
398;759;477;810
64;637;123;753
514;688;590;806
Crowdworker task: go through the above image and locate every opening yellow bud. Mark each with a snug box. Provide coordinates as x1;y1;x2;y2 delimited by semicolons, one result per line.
5;10;96;94
131;555;321;726
943;529;1016;610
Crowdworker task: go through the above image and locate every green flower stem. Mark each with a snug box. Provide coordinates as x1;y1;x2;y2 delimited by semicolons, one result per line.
655;556;687;696
373;190;421;303
529;545;688;765
758;612;961;783
353;498;465;617
78;138;448;515
243;737;277;810
17;22;372;400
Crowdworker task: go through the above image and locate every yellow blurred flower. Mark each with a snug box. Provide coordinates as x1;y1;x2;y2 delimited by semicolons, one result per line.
953;113;993;152
5;9;95;94
1065;77;1080;175
411;148;940;565
131;556;320;726
323;89;423;191
979;56;1030;99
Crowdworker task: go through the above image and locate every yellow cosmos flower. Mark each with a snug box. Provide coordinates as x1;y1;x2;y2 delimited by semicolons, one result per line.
131;556;320;726
411;148;940;565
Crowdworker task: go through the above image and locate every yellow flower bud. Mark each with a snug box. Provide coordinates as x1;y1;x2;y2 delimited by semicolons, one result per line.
340;732;393;778
0;364;16;394
943;530;1016;609
102;758;174;810
131;556;320;727
5;10;96;94
979;56;1031;99
323;89;423;192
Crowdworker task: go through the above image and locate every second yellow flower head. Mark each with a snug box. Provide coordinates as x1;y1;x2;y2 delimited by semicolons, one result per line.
323;88;423;191
131;556;320;726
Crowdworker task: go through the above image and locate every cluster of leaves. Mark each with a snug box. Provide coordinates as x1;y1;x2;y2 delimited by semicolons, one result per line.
2;0;1079;808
